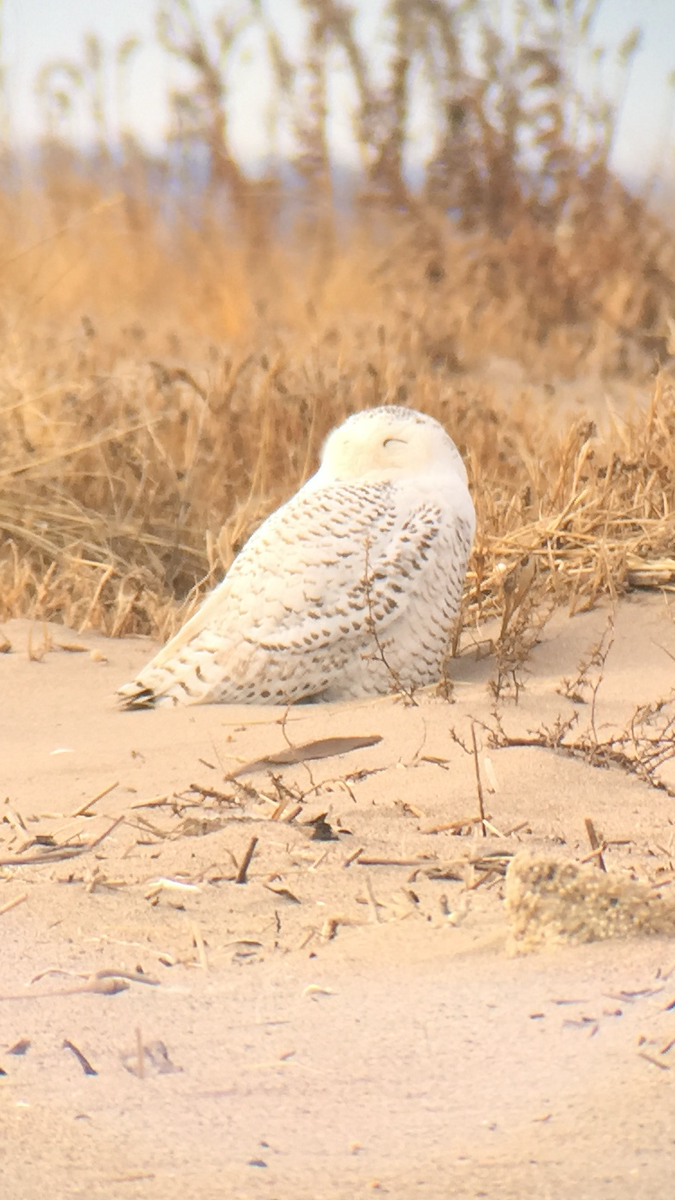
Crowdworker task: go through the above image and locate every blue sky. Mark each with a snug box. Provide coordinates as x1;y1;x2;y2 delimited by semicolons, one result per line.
4;0;675;181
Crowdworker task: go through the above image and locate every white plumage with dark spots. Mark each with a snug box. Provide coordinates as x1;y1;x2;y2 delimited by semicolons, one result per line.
117;405;475;708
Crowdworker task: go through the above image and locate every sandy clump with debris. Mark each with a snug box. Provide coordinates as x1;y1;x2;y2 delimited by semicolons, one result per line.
505;853;675;952
1;593;675;1199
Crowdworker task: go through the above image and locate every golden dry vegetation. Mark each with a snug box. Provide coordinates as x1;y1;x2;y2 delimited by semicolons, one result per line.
2;0;675;646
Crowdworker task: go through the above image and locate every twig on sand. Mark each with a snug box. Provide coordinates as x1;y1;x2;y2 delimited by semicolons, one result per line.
130;794;171;810
63;1039;97;1076
0;967;158;1002
73;781;119;817
343;846;364;867
358;856;435;867
471;723;487;837
423;816;490;835
191;921;209;970
82;814;126;850
236;836;258;884
187;783;240;805
364;875;382;923
0;815;124;867
584;817;607;872
638;1050;670;1071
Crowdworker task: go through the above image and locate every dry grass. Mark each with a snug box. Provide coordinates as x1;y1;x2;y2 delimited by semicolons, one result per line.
2;186;675;644
2;0;675;643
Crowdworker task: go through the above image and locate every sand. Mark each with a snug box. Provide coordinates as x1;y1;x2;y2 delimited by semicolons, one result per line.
1;593;675;1198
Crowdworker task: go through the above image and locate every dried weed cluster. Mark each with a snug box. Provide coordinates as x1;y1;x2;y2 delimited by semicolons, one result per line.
1;0;675;640
2;300;675;643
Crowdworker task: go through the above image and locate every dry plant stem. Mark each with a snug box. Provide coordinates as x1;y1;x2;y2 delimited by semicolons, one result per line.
480;620;675;793
584;817;607;872
84;814;126;849
343;846;364;867
363;536;417;704
191;921;209;970
471;723;487;837
358;857;433;867
364;876;382;923
423;817;487;834
0;815;124;867
188;783;240;804
637;1052;670;1072
235;836;258;884
0;979;129;1001
73;780;119;817
130;794;171;810
30;968;159;987
63;1040;97;1076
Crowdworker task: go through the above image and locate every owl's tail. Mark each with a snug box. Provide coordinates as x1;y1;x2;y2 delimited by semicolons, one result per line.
117;652;215;709
117;680;163;709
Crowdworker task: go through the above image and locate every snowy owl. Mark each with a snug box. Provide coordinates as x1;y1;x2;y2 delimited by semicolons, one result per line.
118;406;475;708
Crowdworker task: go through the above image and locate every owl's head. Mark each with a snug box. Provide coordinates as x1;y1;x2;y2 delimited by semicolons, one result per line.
317;406;469;486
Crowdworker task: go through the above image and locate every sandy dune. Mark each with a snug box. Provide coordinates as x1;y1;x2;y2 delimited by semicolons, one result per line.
1;594;675;1198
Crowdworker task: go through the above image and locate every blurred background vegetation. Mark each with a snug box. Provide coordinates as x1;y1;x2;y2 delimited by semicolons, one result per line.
2;0;675;640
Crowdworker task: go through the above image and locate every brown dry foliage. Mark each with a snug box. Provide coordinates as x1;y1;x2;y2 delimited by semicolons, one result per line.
1;0;675;641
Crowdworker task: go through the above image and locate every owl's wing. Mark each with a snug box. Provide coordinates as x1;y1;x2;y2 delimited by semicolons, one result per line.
118;479;473;706
156;480;468;654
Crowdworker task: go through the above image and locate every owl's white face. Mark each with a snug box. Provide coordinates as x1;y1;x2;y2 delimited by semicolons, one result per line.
317;406;468;486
